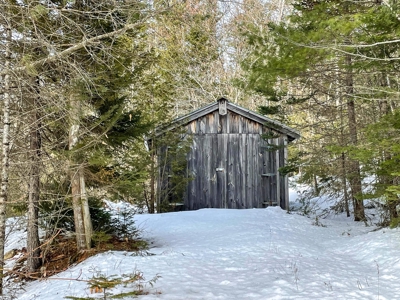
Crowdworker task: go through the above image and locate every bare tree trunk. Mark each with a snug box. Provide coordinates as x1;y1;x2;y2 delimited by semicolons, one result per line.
379;76;399;221
150;139;156;214
341;152;350;217
339;88;350;218
70;166;86;250
27;77;41;273
0;24;11;295
69;95;87;250
313;174;319;196
80;167;92;249
345;54;365;222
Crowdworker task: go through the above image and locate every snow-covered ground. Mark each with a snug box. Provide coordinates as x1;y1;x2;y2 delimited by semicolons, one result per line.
7;202;400;300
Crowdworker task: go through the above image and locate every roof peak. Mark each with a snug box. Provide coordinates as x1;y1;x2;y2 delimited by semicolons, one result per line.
151;99;300;142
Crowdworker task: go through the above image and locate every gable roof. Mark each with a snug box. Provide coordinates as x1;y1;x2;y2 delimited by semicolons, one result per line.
155;97;300;142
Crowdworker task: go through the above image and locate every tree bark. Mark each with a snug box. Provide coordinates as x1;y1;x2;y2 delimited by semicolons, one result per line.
80;167;92;249
379;75;399;221
70;166;86;250
150;138;156;214
341;152;350;217
27;77;42;273
0;23;12;295
69;94;87;251
345;54;365;222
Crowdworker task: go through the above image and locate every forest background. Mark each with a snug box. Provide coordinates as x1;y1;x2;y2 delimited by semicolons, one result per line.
0;0;399;295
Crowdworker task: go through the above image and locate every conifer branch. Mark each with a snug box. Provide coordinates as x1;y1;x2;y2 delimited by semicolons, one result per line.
6;22;144;76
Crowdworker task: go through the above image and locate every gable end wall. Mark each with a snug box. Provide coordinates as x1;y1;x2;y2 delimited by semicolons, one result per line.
183;109;289;210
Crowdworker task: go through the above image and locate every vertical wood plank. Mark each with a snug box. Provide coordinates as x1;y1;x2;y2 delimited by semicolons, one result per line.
260;129;266;207
218;114;227;134
195;135;204;209
251;134;258;208
188;121;195;134
275;137;280;207
206;113;215;134
241;116;248;133
203;135;213;208
217;134;228;208
188;138;197;210
251;134;262;207
184;142;191;209
247;134;254;208
246;134;251;207
277;135;287;209
247;119;254;133
230;113;239;133
260;133;268;207
182;143;189;209
214;111;219;134
199;117;206;134
198;135;205;209
227;134;235;208
210;134;218;208
234;134;243;208
283;137;289;210
253;123;259;135
226;111;230;134
269;136;275;205
241;134;247;208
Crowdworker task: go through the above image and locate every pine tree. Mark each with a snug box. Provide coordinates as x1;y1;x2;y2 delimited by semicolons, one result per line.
0;1;154;288
242;0;400;221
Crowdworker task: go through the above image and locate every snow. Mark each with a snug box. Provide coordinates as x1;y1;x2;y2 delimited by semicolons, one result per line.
5;217;26;253
6;203;400;300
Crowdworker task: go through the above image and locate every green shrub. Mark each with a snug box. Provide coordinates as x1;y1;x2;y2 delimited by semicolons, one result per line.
390;217;400;228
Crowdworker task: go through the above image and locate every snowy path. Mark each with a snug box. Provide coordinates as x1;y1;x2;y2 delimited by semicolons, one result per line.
135;208;396;300
13;208;400;299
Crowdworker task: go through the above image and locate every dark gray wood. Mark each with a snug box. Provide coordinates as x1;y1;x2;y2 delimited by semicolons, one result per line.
196;135;204;209
219;98;227;115
241;134;247;208
227;103;299;140
217;134;228;208
152;98;300;141
155;98;299;212
283;137;289;209
229;113;239;133
218;114;227;134
206;112;217;134
252;134;261;208
210;134;218;208
227;134;236;208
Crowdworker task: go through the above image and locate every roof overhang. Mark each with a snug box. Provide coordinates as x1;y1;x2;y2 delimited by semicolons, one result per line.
150;97;300;142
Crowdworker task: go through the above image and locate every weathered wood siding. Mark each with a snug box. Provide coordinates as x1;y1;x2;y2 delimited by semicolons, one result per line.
182;110;289;210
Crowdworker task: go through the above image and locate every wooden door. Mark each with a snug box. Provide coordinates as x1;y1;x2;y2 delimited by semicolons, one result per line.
261;139;278;207
186;132;273;209
226;133;263;209
216;134;228;208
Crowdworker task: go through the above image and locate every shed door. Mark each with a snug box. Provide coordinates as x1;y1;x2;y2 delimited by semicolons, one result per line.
215;133;264;209
216;134;228;208
260;141;278;207
186;133;277;209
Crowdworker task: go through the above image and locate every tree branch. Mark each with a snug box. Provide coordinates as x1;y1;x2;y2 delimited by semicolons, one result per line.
7;23;142;76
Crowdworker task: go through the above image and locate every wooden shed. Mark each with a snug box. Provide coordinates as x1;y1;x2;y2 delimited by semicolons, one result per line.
153;97;300;211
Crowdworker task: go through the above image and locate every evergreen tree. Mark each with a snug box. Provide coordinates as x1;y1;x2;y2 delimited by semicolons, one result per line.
242;0;400;221
0;1;153;288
